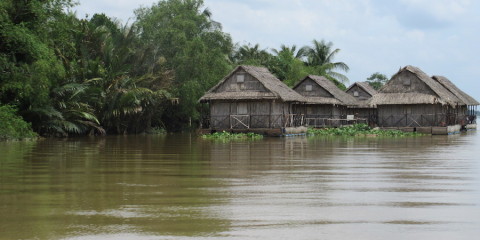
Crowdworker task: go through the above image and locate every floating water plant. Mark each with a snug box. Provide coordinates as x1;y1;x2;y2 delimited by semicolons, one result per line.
307;124;424;137
201;131;264;140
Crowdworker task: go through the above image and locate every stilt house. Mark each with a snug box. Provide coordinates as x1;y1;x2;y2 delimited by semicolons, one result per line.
432;75;479;125
292;75;357;127
199;65;305;131
369;66;464;128
345;82;378;123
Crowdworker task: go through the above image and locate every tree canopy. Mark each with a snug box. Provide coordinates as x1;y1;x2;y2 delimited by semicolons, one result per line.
1;0;355;138
366;72;389;90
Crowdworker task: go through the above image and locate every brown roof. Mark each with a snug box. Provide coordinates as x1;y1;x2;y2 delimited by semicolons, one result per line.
370;65;463;106
293;75;357;106
199;65;305;103
432;76;479;106
346;81;378;97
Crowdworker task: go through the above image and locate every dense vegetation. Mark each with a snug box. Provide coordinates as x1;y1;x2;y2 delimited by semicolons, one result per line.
0;105;37;140
307;124;424;137
1;0;365;139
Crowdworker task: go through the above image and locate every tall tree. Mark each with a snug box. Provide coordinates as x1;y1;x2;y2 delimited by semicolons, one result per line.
232;43;272;66
270;44;308;86
300;39;350;86
134;0;233;130
366;72;388;90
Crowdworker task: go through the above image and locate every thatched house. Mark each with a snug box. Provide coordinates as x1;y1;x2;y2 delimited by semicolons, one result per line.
292;75;357;127
432;75;479;125
199;65;305;132
369;65;465;130
345;82;378;122
346;81;377;101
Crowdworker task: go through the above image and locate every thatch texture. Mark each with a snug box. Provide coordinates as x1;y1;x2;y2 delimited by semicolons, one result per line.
293;75;356;105
432;76;479;106
346;82;377;97
369;93;446;105
370;65;463;106
199;65;305;103
302;97;343;105
346;81;378;108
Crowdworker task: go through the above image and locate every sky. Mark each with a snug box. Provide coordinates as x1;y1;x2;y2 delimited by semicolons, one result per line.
74;0;480;101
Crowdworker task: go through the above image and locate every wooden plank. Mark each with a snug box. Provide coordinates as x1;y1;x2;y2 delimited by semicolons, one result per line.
416;127;432;134
432;127;448;135
399;127;415;132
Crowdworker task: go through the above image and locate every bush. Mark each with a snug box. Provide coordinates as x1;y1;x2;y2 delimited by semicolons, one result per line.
0;105;37;140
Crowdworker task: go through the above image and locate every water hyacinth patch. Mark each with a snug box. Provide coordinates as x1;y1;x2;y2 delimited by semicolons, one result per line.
307;124;424;137
201;131;264;141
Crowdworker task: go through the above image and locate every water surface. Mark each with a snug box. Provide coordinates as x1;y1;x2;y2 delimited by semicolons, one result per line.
1;132;479;239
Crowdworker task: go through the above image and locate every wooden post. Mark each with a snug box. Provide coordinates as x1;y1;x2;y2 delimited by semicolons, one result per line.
269;101;272;128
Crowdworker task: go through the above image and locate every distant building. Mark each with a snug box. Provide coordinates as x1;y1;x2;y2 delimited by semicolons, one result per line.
292;75;357;127
369;65;476;133
431;75;479;125
345;81;378;124
199;65;305;133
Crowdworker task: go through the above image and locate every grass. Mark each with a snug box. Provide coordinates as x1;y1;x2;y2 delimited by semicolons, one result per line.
307;124;424;137
201;131;264;141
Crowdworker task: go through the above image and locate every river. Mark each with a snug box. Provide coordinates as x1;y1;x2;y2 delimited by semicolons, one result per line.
1;132;479;240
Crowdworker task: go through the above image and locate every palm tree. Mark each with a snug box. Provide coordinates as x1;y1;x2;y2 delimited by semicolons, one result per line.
300;39;350;84
272;44;303;59
232;43;272;65
270;44;308;86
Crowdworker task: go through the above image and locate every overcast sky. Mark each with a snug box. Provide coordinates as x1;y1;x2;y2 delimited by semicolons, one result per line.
74;0;480;101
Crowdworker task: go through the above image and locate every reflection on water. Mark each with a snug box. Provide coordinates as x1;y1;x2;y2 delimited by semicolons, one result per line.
1;133;480;240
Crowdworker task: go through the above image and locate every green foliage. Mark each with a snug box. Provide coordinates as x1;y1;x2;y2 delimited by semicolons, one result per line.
269;45;309;87
230;39;350;89
0;0;357;137
0;105;37;140
307;124;424;137
300;39;350;85
135;0;233;130
366;72;389;90
202;131;264;141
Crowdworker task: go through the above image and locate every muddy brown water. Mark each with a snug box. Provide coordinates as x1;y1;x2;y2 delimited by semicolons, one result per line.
1;132;479;240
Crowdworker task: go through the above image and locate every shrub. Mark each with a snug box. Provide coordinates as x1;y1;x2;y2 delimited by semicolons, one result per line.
0;105;37;140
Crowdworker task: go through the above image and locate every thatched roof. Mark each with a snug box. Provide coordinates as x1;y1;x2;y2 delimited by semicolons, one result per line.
370;65;463;106
432;76;479;106
293;75;357;105
302;97;343;105
346;81;377;108
199;65;305;103
346;81;377;97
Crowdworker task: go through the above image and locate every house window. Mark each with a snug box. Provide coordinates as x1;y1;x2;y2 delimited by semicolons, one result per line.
237;103;248;114
305;84;312;91
353;91;359;97
236;74;245;83
403;78;411;86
